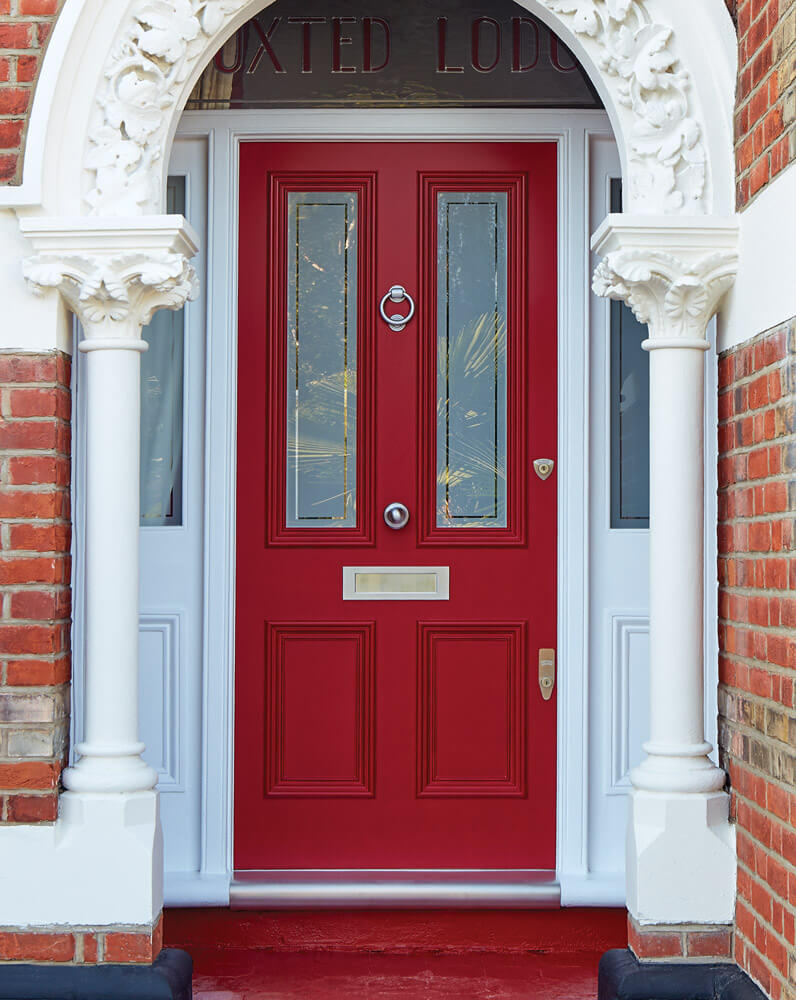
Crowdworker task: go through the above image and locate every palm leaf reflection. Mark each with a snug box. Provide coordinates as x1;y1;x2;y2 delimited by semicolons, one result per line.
288;347;357;521
438;311;507;526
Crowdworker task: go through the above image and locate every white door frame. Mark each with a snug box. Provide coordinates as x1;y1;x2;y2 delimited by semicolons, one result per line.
178;106;612;906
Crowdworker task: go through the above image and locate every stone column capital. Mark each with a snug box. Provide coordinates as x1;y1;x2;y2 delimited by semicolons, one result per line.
20;216;199;345
591;215;739;347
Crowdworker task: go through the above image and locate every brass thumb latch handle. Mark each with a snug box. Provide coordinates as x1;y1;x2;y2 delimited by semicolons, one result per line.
538;648;556;701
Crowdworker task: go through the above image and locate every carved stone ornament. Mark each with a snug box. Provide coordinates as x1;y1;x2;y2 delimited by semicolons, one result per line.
84;0;709;216
23;250;199;330
593;249;737;341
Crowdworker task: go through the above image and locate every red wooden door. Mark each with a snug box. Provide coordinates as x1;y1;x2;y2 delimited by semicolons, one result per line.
236;142;557;870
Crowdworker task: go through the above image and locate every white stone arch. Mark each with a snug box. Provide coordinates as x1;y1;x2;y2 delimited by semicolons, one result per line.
5;0;736;219
2;0;743;929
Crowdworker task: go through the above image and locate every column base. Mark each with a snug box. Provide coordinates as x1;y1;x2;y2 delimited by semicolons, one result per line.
627;790;736;924
0;949;191;1000
0;791;162;926
599;950;766;1000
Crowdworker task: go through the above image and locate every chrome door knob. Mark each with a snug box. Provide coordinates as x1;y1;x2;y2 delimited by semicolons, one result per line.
383;502;410;530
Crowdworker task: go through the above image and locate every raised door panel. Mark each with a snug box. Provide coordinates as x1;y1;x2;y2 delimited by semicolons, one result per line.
266;623;375;797
417;622;527;797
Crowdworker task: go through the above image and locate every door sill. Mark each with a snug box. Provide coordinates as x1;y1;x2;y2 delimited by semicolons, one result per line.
230;870;560;909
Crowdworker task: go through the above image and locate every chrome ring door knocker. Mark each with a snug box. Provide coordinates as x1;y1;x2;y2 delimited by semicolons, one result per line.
379;285;416;332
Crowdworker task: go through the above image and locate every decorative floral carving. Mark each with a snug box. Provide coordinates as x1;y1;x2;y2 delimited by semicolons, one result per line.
23;251;199;329
85;0;250;215
83;0;709;216
541;0;706;213
593;249;737;340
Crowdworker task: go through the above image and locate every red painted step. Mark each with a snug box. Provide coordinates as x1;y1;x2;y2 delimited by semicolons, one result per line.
191;949;604;1000
165;907;627;956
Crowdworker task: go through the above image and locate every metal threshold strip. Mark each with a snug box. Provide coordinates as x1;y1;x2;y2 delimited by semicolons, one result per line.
230;870;560;909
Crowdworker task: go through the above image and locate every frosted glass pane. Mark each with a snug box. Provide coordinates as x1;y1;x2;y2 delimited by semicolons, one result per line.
436;192;508;529
140;176;185;527
286;192;357;528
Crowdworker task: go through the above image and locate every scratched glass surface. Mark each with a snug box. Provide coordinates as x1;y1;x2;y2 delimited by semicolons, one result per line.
187;0;602;110
436;192;508;529
286;191;358;528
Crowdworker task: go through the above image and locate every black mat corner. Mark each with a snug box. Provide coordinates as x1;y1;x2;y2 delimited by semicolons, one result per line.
599;948;768;1000
0;947;192;1000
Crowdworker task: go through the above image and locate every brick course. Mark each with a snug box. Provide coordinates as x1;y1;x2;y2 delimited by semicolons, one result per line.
735;0;796;208
0;916;163;965
717;320;796;1000
0;351;71;824
628;917;734;964
0;0;65;183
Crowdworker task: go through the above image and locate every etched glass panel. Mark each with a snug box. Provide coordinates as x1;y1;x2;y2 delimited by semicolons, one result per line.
286;191;358;528
140;176;185;527
609;179;650;528
436;191;508;529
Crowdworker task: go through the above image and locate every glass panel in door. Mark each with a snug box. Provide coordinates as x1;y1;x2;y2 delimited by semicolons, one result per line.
285;191;358;529
435;191;508;529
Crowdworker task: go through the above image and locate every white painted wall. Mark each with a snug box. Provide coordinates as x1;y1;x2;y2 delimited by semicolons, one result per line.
720;162;796;351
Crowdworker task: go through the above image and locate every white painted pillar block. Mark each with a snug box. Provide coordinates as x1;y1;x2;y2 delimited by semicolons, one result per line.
592;216;740;925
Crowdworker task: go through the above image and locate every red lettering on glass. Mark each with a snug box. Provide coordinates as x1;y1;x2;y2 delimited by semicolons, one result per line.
287;16;325;74
512;17;539;72
471;17;501;73
436;17;463;73
550;35;576;72
363;17;390;73
247;17;285;74
214;27;245;74
332;16;357;73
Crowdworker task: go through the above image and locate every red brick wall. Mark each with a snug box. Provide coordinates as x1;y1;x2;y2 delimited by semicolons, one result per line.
0;352;71;823
0;0;64;184
717;320;796;998
735;0;796;208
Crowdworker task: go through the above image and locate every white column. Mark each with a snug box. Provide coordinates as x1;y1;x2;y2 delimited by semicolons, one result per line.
17;217;198;925
71;334;154;793
593;217;739;926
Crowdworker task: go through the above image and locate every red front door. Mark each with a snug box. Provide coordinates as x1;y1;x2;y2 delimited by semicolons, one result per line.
235;141;558;870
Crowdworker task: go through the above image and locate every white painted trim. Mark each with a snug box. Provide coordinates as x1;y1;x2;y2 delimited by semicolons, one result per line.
164;871;231;907
560;871;626;908
608;613;650;796
178;107;612;140
138;611;184;792
174;108;611;906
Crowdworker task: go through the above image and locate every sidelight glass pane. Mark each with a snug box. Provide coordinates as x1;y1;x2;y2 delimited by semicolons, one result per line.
436;192;508;529
140;176;186;527
609;178;650;529
286;191;358;528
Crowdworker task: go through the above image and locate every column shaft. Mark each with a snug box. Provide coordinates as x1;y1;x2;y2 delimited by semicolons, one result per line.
647;345;707;751
64;338;157;794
